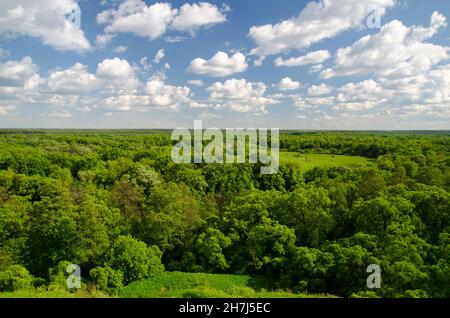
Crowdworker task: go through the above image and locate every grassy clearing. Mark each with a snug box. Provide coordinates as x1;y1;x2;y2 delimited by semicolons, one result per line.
0;288;111;298
0;273;333;298
280;152;372;173
120;272;330;298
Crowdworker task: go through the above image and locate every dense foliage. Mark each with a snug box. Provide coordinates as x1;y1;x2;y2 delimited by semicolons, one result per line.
0;130;449;298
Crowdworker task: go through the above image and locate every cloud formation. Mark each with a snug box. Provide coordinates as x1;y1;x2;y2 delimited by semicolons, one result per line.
249;0;396;59
188;51;248;77
0;0;91;52
97;1;227;41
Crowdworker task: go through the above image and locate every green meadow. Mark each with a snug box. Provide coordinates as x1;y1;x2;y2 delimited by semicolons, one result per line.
120;272;328;298
280;152;372;173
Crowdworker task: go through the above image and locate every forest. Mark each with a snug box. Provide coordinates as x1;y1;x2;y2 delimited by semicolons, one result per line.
0;130;449;298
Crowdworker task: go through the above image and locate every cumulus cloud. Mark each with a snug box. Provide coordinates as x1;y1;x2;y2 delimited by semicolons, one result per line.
278;77;300;91
275;50;330;67
0;56;38;87
97;0;227;41
97;1;174;40
414;64;450;106
321;12;449;79
333;80;390;111
249;0;396;59
96;58;133;79
44;57;140;98
207;78;278;112
0;0;91;52
47;63;98;95
96;33;115;48
188;51;248;77
308;83;333;96
104;78;191;112
145;79;191;108
0;55;196;114
96;57;139;89
293;95;335;109
114;46;128;54
171;2;227;32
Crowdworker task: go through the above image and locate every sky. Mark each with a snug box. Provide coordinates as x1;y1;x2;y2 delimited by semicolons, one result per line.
0;0;449;129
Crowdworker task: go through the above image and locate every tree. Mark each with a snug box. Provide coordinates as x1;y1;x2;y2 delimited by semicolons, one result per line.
195;228;231;272
104;235;164;284
247;218;296;274
272;187;332;247
353;197;400;236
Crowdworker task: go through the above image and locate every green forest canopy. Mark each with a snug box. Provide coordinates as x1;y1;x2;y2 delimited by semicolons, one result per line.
0;130;449;298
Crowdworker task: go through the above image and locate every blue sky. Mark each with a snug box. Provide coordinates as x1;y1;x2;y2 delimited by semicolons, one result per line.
0;0;449;129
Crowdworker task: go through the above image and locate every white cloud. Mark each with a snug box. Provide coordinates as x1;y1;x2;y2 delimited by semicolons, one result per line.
278;77;300;91
145;79;191;108
104;78;191;111
249;0;396;58
153;49;165;64
97;1;227;41
190;101;210;108
96;57;134;79
408;11;447;42
104;94;147;112
0;0;91;52
47;111;73;119
293;95;335;108
188;51;248;77
0;56;38;87
98;1;175;40
47;63;98;95
333;80;390;111
188;79;205;87
321;13;449;79
309;64;325;73
420;64;450;105
171;2;227;32
207;78;278;113
308;83;333;96
275;50;330;67
164;36;188;43
0;105;16;115
114;46;128;54
96;57;140;90
96;33;115;48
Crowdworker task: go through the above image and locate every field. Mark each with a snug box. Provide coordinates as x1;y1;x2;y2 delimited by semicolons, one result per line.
0;272;329;298
120;272;327;298
280;152;372;173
